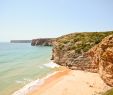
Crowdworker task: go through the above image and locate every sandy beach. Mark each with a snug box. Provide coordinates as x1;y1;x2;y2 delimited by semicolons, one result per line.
28;69;111;95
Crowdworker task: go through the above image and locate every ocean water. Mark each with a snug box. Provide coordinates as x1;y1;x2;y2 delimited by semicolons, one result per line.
0;43;56;95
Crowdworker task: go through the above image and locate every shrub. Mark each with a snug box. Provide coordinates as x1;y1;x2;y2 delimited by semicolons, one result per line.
56;31;113;54
103;89;113;95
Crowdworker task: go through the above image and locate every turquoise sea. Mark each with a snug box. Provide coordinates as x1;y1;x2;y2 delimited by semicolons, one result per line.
0;43;56;95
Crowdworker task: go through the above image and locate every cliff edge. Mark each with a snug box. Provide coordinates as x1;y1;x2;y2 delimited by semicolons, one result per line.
31;38;54;46
52;31;113;86
88;35;113;86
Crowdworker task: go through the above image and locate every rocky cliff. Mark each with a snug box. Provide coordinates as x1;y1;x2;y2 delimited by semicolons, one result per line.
52;31;113;86
87;35;113;86
31;38;54;46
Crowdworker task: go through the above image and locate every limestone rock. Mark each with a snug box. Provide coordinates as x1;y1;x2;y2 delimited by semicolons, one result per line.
88;35;113;86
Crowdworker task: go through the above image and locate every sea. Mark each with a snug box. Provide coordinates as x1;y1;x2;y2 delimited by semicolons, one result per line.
0;43;58;95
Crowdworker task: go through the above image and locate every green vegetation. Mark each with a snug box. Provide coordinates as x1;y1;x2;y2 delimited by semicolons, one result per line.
103;89;113;95
56;31;113;54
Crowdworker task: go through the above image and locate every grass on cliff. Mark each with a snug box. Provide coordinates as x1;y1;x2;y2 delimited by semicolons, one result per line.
56;31;113;54
103;89;113;95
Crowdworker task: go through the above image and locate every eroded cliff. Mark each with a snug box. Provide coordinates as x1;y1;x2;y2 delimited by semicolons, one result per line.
31;38;54;46
52;31;113;86
88;35;113;86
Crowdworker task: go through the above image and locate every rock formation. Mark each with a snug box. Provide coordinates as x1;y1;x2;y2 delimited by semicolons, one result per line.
52;32;113;70
52;31;113;86
52;39;98;72
88;35;113;86
31;38;54;46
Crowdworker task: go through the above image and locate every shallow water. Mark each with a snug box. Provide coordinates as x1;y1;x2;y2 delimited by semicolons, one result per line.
0;43;55;95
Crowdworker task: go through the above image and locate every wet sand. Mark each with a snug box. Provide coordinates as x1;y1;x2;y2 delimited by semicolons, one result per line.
28;67;70;95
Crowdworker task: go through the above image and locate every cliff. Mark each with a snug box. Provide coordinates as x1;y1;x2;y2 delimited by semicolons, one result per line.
52;31;113;86
10;40;31;43
31;38;54;46
87;35;113;86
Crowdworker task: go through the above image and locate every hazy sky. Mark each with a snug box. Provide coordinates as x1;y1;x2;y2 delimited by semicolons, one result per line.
0;0;113;42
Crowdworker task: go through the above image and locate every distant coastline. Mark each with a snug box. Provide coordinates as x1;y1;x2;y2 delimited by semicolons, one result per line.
31;38;54;46
10;40;32;43
10;38;54;46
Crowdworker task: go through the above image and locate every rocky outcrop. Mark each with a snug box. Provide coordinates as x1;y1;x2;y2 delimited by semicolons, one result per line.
52;32;113;72
87;35;113;86
31;38;54;46
52;31;113;86
52;40;97;72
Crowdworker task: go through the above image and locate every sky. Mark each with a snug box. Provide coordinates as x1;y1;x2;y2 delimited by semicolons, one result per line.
0;0;113;42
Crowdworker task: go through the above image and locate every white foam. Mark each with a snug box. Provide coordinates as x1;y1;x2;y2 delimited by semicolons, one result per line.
39;66;44;69
12;78;43;95
16;80;23;84
12;71;59;95
23;78;32;82
43;62;59;68
12;62;60;95
16;79;33;84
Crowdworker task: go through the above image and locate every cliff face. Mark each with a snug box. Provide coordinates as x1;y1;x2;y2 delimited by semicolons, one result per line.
52;31;113;86
31;38;54;46
88;35;113;86
52;32;113;71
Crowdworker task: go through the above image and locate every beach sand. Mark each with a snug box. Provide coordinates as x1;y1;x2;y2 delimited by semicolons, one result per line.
29;69;111;95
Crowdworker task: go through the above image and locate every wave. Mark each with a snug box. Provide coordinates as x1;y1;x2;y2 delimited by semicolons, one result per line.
12;79;41;95
16;78;33;84
43;61;59;68
12;62;59;95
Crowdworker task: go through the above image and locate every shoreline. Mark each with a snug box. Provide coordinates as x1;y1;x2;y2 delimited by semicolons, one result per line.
12;63;111;95
28;66;70;95
12;65;69;95
28;70;111;95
